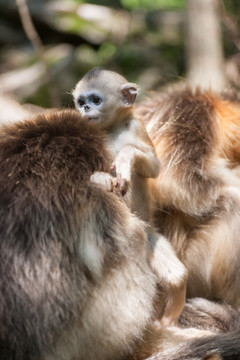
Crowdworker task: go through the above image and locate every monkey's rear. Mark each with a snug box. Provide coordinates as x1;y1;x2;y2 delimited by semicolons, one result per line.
0;109;159;359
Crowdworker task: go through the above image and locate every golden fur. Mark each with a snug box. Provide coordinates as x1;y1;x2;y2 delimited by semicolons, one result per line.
136;87;240;305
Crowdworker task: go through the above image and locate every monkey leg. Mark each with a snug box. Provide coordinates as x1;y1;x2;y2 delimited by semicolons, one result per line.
147;230;188;326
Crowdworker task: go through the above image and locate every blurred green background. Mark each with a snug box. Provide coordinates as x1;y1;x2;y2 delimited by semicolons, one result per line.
0;0;239;107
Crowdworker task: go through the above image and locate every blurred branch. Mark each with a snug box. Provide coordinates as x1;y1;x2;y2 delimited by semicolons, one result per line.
0;45;73;99
15;0;59;106
15;0;43;53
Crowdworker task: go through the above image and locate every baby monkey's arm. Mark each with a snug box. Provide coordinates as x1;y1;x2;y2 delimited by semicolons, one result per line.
111;119;160;195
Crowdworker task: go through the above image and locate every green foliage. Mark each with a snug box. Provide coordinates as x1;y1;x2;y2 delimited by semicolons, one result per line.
223;0;240;14
120;0;185;10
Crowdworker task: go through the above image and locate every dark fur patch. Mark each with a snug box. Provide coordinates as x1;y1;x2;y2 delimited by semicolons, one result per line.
82;67;105;81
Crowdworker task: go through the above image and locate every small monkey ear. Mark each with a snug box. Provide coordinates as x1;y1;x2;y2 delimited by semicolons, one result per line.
121;83;138;106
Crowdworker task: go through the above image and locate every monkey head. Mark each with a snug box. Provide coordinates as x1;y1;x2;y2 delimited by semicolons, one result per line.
72;67;138;129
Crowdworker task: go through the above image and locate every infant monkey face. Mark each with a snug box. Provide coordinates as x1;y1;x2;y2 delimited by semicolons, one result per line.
76;90;104;122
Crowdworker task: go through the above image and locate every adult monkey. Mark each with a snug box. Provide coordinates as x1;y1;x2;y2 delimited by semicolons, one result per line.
0;107;162;360
136;87;240;306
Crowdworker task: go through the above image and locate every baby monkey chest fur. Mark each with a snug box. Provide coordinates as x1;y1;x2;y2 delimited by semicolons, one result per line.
107;119;138;159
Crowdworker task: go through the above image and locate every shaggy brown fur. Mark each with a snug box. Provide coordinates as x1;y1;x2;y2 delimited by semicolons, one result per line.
136;87;240;305
1;105;240;360
0;109;163;360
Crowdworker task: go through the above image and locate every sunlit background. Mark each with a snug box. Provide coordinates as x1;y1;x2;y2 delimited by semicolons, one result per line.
0;0;239;107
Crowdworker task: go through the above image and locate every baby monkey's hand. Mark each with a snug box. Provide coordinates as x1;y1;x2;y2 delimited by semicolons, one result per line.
110;162;130;196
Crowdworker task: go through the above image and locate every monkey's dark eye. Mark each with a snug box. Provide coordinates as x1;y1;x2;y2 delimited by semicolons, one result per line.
92;96;101;105
78;98;85;107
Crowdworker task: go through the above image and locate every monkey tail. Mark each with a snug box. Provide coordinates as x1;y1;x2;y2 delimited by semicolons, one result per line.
154;331;240;360
147;298;240;360
179;298;240;333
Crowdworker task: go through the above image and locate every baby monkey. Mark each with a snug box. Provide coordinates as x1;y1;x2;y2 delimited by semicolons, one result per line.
73;67;159;197
72;68;187;326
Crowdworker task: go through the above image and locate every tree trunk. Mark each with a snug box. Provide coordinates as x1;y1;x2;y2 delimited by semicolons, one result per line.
186;0;226;92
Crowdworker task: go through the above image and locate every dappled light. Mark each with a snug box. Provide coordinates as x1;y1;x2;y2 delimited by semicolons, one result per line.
0;0;239;106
